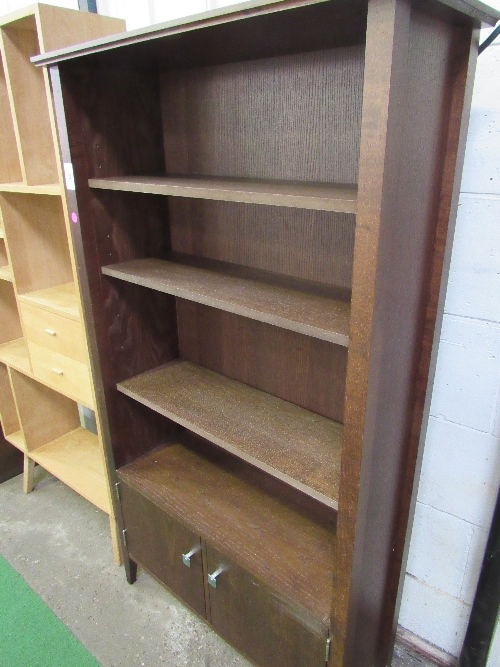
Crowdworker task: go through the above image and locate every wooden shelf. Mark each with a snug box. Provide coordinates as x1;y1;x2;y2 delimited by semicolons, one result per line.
103;255;351;346
0;266;13;282
89;175;358;213
5;430;26;452
117;360;343;509
0;338;31;374
118;433;335;620
18;283;80;321
29;427;110;514
0;182;61;196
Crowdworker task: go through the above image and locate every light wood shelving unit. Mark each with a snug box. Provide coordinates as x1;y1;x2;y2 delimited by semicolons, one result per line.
37;0;500;666
0;3;124;562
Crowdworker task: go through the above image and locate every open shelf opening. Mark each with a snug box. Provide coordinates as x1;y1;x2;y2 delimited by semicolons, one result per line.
118;358;343;509
9;369;109;512
0;193;73;296
0;362;22;447
0;280;23;346
0;15;58;185
118;431;336;621
0;52;22;184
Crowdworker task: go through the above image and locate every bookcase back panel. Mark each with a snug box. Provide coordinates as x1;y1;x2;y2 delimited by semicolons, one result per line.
0;363;20;437
0;280;23;344
0;54;22;184
169;199;355;290
161;45;364;184
1;17;58;185
177;299;347;423
0;193;73;294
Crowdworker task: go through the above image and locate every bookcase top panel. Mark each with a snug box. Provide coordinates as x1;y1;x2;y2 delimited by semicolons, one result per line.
32;0;499;70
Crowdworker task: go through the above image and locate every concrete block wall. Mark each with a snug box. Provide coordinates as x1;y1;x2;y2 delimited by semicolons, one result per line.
0;0;498;661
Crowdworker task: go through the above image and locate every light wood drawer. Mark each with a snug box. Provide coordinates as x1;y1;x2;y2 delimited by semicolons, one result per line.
28;341;93;408
20;302;87;364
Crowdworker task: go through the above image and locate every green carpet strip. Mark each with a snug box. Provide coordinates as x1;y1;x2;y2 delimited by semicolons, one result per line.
0;555;101;667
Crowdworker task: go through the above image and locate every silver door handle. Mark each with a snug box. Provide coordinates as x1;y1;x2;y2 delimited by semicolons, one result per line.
182;545;201;567
52;368;64;375
44;329;57;336
208;566;226;588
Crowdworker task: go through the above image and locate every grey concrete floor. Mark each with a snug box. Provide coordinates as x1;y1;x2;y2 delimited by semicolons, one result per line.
0;468;437;667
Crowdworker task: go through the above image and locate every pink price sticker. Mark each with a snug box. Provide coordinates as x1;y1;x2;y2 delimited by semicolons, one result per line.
71;212;78;224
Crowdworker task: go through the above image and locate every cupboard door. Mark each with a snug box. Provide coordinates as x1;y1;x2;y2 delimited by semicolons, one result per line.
205;544;328;667
120;481;205;617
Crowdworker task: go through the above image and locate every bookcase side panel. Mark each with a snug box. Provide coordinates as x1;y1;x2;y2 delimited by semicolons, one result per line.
332;0;477;665
52;64;179;469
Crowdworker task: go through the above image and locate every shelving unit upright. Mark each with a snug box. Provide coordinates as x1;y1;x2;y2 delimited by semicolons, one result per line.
36;0;500;665
0;3;125;562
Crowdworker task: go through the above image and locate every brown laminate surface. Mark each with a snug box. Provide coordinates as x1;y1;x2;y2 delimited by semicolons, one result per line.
118;434;335;621
117;360;343;509
102;255;351;346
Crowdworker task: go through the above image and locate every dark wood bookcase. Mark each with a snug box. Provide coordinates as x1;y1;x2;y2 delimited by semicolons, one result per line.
35;0;500;665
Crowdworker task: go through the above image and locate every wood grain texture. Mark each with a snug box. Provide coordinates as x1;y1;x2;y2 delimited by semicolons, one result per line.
102;255;351;346
5;429;25;451
170;199;356;290
0;193;73;295
177;300;347;423
118;434;335;621
117;360;343;508
28;341;93;408
0;265;12;282
0;362;20;436
0;53;22;183
90;175;357;213
0;338;31;374
0;182;60;195
331;3;475;666
0;17;58;185
9;368;80;453
53;65;179;469
120;482;206;617
206;542;329;667
0;280;23;345
161;46;363;185
20;302;87;363
35;4;125;55
34;0;369;69
18;282;80;321
29;427;111;513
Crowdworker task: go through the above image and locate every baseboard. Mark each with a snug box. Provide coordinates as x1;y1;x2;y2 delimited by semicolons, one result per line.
396;626;458;666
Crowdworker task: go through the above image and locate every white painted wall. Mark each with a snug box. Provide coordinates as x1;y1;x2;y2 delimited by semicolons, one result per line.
0;0;498;661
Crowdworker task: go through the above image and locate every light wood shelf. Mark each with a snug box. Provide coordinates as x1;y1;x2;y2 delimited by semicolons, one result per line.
0;265;13;282
29;427;110;514
5;430;26;452
103;255;351;346
117;360;343;509
89;175;358;213
0;338;31;374
118;433;335;620
18;282;80;321
0;182;61;195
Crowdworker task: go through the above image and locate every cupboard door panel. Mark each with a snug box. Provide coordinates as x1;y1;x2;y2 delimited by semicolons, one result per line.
206;544;328;667
119;481;206;617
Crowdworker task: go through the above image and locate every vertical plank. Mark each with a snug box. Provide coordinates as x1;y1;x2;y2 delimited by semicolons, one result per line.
331;1;478;665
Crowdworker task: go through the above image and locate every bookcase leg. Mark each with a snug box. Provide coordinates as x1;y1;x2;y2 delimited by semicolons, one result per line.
23;455;35;494
109;515;123;566
126;558;138;585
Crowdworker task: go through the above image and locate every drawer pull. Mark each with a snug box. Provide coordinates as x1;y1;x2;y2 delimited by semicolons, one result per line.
44;328;57;336
208;566;226;588
52;368;64;376
181;545;201;567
